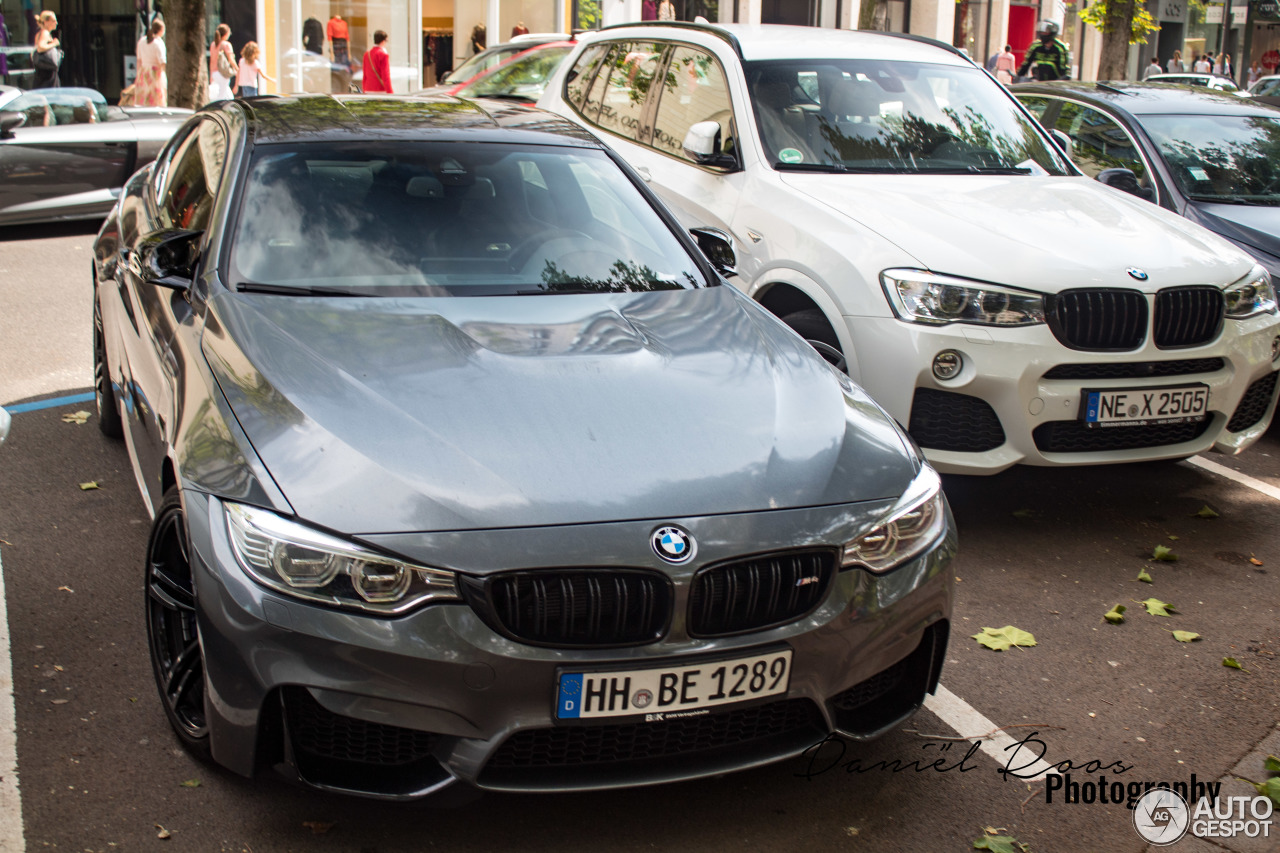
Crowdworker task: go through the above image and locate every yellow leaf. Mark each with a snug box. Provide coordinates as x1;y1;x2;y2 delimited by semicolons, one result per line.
78;481;100;491
60;410;91;424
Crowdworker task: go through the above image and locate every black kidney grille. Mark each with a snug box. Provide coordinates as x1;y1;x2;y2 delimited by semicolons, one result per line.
481;570;671;647
1047;289;1148;351
908;388;1005;452
1226;371;1279;433
688;549;835;637
1043;357;1225;380
1033;418;1211;453
1154;287;1224;348
282;686;439;766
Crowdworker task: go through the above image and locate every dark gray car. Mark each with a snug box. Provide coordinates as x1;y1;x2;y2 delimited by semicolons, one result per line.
92;94;954;800
0;85;189;226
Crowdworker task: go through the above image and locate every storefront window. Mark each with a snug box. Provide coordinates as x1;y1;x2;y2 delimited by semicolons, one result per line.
277;0;417;94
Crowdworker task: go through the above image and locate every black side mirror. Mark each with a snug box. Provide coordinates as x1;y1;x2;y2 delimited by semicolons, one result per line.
1097;167;1155;202
0;111;26;139
681;120;739;170
136;229;203;291
690;227;737;278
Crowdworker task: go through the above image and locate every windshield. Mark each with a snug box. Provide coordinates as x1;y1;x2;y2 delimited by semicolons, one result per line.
457;45;572;101
229;141;707;295
744;59;1071;175
1141;113;1280;205
442;46;516;86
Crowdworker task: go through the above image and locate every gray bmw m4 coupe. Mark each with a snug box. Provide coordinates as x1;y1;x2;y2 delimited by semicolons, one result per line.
92;94;955;800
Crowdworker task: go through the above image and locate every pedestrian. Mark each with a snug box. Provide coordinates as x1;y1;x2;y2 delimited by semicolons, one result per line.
1249;62;1261;87
1144;57;1162;79
361;29;392;93
658;0;676;20
208;23;236;102
1194;53;1212;73
32;10;60;89
994;43;1017;84
1217;53;1232;78
134;19;167;106
510;21;528;38
1017;21;1070;82
326;14;348;67
1167;49;1184;73
469;23;485;56
235;41;275;97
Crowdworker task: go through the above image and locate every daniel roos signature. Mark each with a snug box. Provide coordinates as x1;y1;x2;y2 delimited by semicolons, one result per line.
796;731;1134;780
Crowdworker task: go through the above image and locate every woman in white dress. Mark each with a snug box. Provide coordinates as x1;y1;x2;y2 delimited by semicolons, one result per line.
135;20;167;107
208;23;235;102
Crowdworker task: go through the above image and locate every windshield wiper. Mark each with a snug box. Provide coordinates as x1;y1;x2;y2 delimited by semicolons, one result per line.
469;92;535;101
236;282;380;297
772;163;896;173
908;165;1034;174
1187;194;1280;206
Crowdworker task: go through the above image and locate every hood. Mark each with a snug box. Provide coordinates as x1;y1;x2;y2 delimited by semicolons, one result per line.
201;286;914;534
780;173;1253;290
1184;201;1280;270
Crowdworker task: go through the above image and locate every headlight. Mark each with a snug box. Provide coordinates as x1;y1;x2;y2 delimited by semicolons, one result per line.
881;269;1046;326
1224;265;1278;319
842;466;947;573
225;503;460;614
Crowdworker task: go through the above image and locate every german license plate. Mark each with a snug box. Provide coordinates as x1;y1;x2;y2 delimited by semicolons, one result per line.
1082;385;1209;428
555;649;792;722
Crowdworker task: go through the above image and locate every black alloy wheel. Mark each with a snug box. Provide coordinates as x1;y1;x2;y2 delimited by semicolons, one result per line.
145;487;211;758
93;291;123;438
782;308;848;373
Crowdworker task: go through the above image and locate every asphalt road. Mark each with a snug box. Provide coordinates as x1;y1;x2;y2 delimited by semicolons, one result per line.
1;224;1278;852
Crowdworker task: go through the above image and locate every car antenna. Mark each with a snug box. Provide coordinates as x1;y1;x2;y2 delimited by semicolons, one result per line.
1095;81;1132;95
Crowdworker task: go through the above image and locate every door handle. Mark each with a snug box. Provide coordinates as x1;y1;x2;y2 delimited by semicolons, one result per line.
636;166;652;182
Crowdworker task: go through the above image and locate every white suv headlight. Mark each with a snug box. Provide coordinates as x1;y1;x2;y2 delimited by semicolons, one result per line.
1224;265;1277;319
842;466;948;573
882;269;1046;326
225;503;460;614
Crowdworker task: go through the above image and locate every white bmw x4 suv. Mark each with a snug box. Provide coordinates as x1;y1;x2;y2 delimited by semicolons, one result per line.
537;23;1280;475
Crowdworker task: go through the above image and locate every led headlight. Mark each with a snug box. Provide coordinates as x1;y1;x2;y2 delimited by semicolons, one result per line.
1224;265;1278;319
882;269;1046;326
225;502;460;614
842;466;947;573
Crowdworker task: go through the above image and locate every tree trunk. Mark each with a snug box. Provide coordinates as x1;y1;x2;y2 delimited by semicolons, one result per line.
166;0;208;109
1096;0;1136;80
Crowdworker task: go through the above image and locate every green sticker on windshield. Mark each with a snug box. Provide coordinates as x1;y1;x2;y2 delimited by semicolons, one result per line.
779;147;804;164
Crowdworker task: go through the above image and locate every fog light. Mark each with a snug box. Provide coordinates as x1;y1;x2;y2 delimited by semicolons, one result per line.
1272;336;1280;361
932;350;963;380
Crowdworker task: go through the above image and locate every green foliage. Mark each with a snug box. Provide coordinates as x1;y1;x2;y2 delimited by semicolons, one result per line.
1080;0;1161;44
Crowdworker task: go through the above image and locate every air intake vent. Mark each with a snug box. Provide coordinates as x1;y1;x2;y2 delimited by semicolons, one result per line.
908;388;1005;452
687;549;836;637
1154;287;1224;349
1226;371;1278;433
1047;289;1147;351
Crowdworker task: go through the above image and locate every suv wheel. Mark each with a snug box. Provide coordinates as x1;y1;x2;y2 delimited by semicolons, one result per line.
782;309;847;373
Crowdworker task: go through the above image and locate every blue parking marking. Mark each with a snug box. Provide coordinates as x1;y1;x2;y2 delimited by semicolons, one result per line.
6;392;95;415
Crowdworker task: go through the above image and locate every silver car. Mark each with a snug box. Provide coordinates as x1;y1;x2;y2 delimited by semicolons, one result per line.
92;94;955;800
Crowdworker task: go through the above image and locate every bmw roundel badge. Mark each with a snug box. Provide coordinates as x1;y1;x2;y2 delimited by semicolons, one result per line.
1126;267;1149;281
652;526;695;564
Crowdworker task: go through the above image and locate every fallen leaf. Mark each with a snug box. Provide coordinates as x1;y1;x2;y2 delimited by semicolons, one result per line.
53;665;63;672
50;699;68;705
973;833;1029;853
1250;556;1264;566
179;779;200;788
1139;598;1176;617
1265;755;1280;775
1011;509;1036;519
1104;604;1127;624
302;821;335;835
60;410;91;424
78;481;100;491
1195;505;1220;519
1223;657;1248;671
844;827;860;837
57;586;73;593
154;824;171;840
1245;776;1280;807
1170;631;1201;643
1137;568;1154;583
1151;545;1178;562
1168;534;1179;541
971;626;1037;651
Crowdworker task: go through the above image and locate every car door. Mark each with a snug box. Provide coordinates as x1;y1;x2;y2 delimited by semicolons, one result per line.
118;117;227;510
1051;100;1161;205
0;92;132;224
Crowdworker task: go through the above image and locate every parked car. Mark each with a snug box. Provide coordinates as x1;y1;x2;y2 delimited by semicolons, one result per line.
1144;72;1243;93
1247;74;1280;107
432;34;570;91
451;40;575;103
92;94;954;799
1014;82;1280;277
0;85;190;226
0;46;35;89
279;48;353;93
538;23;1280;475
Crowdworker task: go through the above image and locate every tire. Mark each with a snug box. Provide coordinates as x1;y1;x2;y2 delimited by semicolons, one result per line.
145;486;212;760
781;308;847;373
93;294;123;439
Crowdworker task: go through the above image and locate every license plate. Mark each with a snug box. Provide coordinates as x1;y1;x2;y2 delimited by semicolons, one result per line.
555;649;792;722
1082;384;1209;428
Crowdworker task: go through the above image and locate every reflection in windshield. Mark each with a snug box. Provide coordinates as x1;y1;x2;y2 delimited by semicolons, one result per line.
229;141;707;295
457;46;572;100
745;60;1070;175
1142;114;1280;205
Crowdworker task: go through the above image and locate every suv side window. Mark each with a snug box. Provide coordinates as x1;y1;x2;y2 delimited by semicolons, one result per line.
651;44;735;163
160;120;228;232
1054;102;1152;191
565;42;609;111
583;41;667;143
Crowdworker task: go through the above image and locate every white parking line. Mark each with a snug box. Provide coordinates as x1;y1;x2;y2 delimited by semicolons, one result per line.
0;551;24;852
1187;456;1280;502
925;685;1059;782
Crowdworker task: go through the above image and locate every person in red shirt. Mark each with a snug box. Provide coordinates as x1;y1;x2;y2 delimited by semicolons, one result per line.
362;30;392;93
326;14;350;67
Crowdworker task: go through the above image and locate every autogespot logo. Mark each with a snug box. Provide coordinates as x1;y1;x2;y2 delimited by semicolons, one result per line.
651;526;695;564
1133;788;1190;845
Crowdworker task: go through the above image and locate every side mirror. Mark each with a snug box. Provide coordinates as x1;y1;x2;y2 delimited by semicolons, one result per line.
1049;128;1073;160
1097;167;1155;202
136;229;203;291
682;120;738;169
690;227;737;278
0;111;26;139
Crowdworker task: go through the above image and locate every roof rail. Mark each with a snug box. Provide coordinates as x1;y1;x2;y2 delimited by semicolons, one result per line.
595;20;743;59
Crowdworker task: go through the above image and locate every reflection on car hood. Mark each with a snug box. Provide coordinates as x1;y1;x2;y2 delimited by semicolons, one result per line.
781;173;1253;290
1185;201;1280;266
201;286;914;534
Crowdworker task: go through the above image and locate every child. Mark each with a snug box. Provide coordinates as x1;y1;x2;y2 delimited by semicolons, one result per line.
235;41;276;97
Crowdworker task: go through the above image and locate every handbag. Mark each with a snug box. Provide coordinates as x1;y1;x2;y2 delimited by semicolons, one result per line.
34;46;61;71
217;46;234;79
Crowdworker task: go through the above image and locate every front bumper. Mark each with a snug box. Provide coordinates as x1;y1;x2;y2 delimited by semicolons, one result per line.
183;491;955;800
848;312;1280;475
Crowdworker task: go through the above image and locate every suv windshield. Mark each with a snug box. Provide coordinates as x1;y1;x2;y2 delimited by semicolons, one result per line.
457;45;573;101
745;60;1071;175
230;141;707;295
1141;113;1280;205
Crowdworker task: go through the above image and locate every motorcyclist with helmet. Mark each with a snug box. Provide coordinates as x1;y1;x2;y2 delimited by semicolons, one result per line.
1017;21;1071;81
